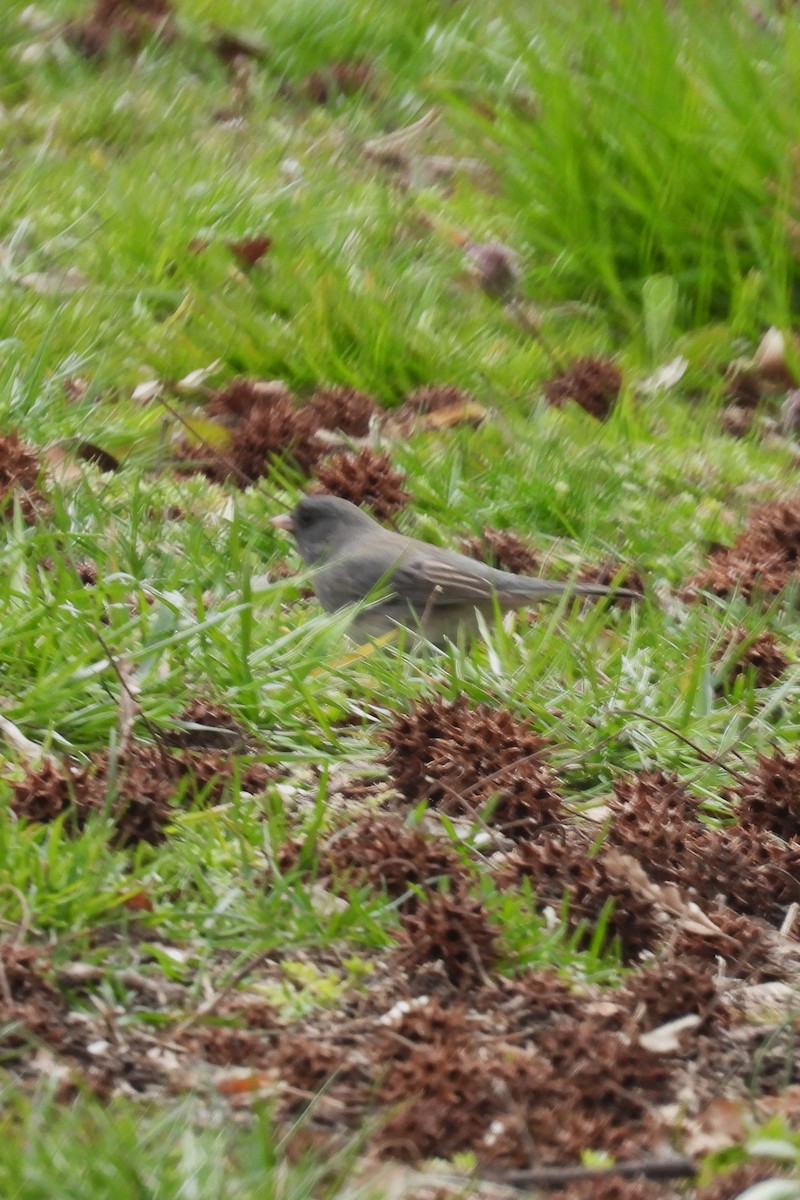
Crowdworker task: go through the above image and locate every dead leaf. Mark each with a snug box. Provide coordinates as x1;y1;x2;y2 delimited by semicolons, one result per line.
754;327;797;388
683;1096;746;1157
602;849;725;935
174;361;221;394
639;1014;701;1053
43;442;120;482
734;981;797;1021
132;380;162;404
122;890;154;913
421;399;487;430
42;445;85;485
639;355;689;393
216;1070;276;1096
0;712;49;767
226;236;272;268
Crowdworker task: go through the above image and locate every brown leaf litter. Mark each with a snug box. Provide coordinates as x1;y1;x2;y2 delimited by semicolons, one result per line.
165;698;250;751
207;27;267;67
9;694;800;1178
282;812;472;908
607;767;800;923
578;561;645;607
0;432;45;522
548;1182;666;1200
388;384;487;436
174;379;406;508
306;385;380;438
6;926;797;1175
544;357;623;420
64;0;177;59
381;696;562;839
462;239;522;301
459;527;539;575
0;944;68;1058
301;61;374;105
494;830;667;963
719;404;756;439
688;497;800;599
395;889;501;989
714;628;789;689
10;742;272;846
312;448;411;520
732;747;800;841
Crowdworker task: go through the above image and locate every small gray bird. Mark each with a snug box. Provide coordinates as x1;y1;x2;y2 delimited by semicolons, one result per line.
272;494;640;645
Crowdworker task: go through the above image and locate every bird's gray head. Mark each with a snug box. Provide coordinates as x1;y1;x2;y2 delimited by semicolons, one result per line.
271;494;377;565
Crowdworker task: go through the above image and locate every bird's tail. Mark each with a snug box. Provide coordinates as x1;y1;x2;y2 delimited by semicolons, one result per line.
502;577;642;603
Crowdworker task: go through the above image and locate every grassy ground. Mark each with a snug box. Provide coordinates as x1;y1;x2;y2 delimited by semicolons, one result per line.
2;0;800;1196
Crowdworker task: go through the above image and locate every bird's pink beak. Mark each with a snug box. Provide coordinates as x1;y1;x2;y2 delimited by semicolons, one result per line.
270;513;294;532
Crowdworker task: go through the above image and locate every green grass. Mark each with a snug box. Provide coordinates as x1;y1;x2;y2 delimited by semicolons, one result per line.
2;0;800;1192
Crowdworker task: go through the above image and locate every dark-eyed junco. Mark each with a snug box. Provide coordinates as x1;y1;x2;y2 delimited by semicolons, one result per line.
272;494;641;645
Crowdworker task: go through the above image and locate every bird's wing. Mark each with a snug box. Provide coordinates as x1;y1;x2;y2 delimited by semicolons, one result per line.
399;547;581;607
399;552;501;604
315;544;494;610
318;541;558;612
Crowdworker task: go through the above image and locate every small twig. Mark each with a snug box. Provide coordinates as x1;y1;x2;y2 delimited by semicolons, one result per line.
91;626;170;758
505;297;565;373
616;709;751;784
172;949;272;1037
480;1154;696;1187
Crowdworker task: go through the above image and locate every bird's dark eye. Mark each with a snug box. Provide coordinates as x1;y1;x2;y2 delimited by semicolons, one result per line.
296;506;312;528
